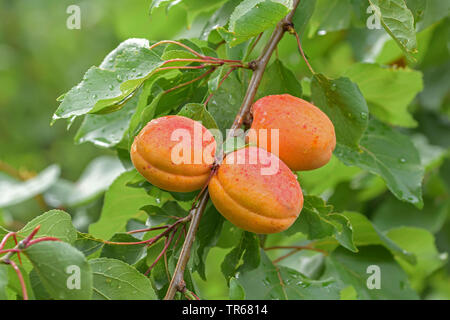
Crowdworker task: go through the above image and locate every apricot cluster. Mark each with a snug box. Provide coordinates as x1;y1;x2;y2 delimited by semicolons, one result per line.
131;94;336;234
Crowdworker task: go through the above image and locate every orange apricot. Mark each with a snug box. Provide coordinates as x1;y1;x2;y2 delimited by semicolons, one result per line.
208;146;303;234
248;94;336;171
131;115;216;192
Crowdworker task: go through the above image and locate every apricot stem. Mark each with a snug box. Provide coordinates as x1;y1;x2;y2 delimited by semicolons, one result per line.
164;0;302;300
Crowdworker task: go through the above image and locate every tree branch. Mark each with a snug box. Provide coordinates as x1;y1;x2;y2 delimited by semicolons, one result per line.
163;0;301;300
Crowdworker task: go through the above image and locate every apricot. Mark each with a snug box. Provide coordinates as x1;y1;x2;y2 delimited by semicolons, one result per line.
248;94;336;171
131;115;216;192
208;146;303;234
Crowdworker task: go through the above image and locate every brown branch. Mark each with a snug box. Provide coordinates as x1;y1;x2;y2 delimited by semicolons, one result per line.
163;0;301;300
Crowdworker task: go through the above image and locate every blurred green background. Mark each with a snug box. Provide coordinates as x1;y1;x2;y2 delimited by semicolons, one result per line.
0;0;449;299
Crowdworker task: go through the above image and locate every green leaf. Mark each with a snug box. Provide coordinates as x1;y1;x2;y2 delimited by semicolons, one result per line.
386;227;448;290
373;195;449;234
307;0;352;37
193;204;225;280
19;210;77;244
201;0;242;40
322;246;419;300
221;232;260;281
53;39;165;121
229;277;246;300
344;63;423;127
311;74;369;149
335;119;424;207
0;165;60;208
89;258;156;300
257;59;302;99
89;170;169;240
0;265;8;300
207;73;246;136
368;0;418;59
23;242;93;300
178;103;220;131
5;263;35;300
342;211;416;264
340;285;357;300
224;0;293;46
100;233;146;265
65;156;125;207
285;196;357;252
236;250;341;299
74;92;139;148
291;0;316;36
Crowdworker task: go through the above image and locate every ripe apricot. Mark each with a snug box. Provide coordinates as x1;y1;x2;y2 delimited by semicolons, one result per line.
248;94;336;171
131;115;216;192
208;146;303;234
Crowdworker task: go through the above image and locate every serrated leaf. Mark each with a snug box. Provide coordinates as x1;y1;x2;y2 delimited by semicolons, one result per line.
257;59;302;99
369;0;418;59
284;196;357;252
221;232;260;281
0;165;60;208
100;233;146;265
229;277;245;300
344;63;423;127
207;72;246;136
178;103;219;131
89;170;169;240
193;204;225;280
236;250;341;299
18;210;77;244
386;227;448;290
53;39;165;121
89;258;156;300
24;242;93;300
291;0;315;36
75;92;139;148
342;211;416;264
335;119;424;207
322;246;419;300
225;0;293;46
311;74;369;149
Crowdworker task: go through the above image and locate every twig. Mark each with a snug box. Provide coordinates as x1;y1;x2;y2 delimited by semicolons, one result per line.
265;245;328;264
204;67;237;106
145;227;178;276
164;67;216;95
163;0;302;300
289;26;315;74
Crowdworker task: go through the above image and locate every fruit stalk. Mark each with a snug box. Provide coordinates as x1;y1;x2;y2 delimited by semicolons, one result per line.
163;0;301;300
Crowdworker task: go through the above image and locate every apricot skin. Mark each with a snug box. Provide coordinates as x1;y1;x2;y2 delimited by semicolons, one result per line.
248;94;336;171
208;146;303;234
131;115;216;192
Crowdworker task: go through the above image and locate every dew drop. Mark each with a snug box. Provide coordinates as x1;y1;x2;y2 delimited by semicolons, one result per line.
398;157;406;164
360;112;368;120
